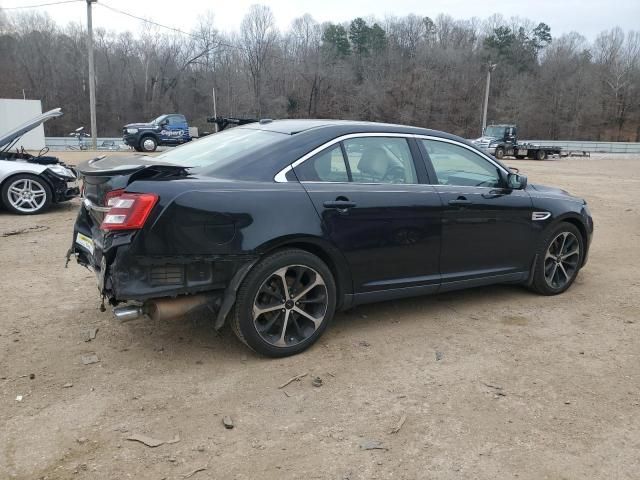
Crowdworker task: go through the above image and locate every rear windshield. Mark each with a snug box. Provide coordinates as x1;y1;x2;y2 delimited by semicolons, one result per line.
156;127;285;171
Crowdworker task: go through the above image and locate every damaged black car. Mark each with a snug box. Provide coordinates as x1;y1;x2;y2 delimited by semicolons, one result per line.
70;119;593;357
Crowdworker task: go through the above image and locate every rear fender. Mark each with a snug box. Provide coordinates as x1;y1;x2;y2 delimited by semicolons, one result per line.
255;235;354;307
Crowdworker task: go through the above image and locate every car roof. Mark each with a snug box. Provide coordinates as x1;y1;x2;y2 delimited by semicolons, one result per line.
238;118;456;138
198;118;482;181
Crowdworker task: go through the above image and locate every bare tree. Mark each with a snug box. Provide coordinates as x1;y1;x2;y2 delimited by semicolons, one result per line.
240;4;278;116
0;7;638;141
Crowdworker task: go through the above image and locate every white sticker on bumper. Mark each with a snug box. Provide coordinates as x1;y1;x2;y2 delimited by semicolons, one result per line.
75;232;94;255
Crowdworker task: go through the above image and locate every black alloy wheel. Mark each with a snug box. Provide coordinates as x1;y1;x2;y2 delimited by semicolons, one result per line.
231;249;336;357
531;223;584;295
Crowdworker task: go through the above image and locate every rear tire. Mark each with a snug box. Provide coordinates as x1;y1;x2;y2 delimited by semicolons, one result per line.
1;173;52;215
530;222;584;295
536;149;547;160
231;249;336;357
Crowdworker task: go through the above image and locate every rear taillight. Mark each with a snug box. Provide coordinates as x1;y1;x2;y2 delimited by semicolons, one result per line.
104;188;125;207
100;192;158;231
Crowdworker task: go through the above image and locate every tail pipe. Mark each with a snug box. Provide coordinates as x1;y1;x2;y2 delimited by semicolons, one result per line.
112;293;218;323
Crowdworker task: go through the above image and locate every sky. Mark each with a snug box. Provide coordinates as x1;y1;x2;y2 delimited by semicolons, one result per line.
2;0;639;40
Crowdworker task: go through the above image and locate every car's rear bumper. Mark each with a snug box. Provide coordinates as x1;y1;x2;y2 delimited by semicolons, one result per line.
70;202;257;305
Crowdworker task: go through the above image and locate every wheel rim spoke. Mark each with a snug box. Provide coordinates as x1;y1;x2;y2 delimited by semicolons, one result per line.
293;306;323;328
292;277;324;301
274;310;291;347
561;247;579;260
274;267;290;300
557;263;569;282
253;303;284;317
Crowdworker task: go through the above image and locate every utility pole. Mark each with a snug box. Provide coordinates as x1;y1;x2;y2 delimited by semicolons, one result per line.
481;63;497;135
212;87;218;133
86;0;98;150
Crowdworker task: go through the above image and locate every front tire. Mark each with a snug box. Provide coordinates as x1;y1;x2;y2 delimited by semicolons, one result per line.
531;222;584;295
139;136;157;152
494;147;505;159
231;249;336;357
1;174;52;215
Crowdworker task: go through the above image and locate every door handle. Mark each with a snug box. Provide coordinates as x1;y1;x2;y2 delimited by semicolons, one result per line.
448;197;472;206
482;189;505;199
323;200;356;210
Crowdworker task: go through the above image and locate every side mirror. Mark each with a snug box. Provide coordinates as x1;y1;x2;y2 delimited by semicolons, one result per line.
507;172;527;190
160;119;169;126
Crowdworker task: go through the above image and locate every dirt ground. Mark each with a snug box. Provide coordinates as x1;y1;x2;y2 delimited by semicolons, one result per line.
1;152;639;480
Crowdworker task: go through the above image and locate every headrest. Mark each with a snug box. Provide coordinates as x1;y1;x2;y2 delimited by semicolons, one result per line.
357;147;390;179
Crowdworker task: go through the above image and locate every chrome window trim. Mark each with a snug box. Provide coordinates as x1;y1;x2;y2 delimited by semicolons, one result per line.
274;133;508;184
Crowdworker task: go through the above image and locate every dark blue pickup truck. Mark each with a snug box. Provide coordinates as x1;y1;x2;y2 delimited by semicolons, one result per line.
123;114;192;152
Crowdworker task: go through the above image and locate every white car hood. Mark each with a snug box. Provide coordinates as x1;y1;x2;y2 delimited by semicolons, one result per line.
0;108;63;150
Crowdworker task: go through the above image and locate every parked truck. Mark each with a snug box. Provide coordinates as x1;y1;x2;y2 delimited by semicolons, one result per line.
123;114;191;152
473;124;562;160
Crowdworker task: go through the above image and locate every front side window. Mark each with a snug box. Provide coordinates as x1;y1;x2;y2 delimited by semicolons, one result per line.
343;137;417;184
484;125;506;138
294;145;349;182
421;140;501;187
151;115;167;125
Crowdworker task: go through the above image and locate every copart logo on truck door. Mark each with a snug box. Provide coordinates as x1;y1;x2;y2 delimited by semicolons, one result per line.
160;129;184;137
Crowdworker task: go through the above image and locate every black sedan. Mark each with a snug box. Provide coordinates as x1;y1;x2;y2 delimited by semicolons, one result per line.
70;120;593;357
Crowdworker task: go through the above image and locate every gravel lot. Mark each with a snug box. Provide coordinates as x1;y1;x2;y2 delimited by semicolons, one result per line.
1;153;639;479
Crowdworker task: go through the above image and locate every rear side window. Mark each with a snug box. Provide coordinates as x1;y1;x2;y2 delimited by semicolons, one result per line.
157;127;284;169
343;137;417;184
294;145;349;182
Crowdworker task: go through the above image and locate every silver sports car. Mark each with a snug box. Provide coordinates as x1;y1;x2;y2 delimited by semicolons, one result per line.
0;108;79;215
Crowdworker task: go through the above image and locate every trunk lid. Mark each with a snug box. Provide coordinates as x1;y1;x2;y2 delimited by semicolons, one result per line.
76;154;188;223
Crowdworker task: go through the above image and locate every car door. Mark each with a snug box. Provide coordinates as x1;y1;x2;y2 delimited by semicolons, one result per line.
418;137;534;287
173;115;190;143
162;115;182;145
294;134;442;297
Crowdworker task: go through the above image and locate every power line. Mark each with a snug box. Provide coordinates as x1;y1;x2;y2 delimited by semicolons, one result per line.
0;0;82;10
97;1;200;39
96;1;256;56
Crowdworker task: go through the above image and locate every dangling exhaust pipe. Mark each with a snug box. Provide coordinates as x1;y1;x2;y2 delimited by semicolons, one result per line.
112;293;217;323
